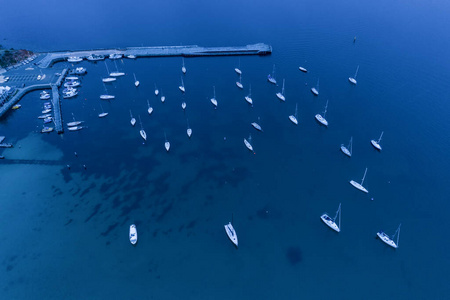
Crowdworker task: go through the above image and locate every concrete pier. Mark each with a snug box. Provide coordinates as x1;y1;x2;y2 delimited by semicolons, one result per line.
37;43;272;68
51;84;63;134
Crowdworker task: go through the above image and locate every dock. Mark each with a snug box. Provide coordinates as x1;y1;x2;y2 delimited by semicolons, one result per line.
37;43;272;68
51;84;63;134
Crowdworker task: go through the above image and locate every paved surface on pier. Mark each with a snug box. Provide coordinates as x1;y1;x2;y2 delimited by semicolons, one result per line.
51;84;63;133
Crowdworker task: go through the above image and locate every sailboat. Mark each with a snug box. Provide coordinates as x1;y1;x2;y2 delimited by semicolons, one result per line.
110;60;125;77
98;105;108;118
129;224;137;245
67;113;83;127
244;134;254;153
267;64;277;84
251;117;262;132
181;57;186;74
179;77;185;93
245;85;253;106
100;83;115;100
147;100;153;115
186;119;192;138
377;224;401;249
349;167;369;193
160;90;166;103
236;74;243;89
289;103;298;125
133;73;139;87
348;65;359;85
234;59;242;75
210;86;218;108
315;100;328;126
164;132;170;152
181;101;186;110
299;66;308;73
102;61;116;82
224;221;238;247
154;84;159;96
276;79;286;101
340;136;353;157
311;78;319;96
371;131;384;151
139;115;147;141
130;110;136;126
320;203;341;232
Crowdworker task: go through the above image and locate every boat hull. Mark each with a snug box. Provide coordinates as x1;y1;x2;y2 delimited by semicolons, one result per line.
348;77;357;85
299;67;308;73
289;115;298;125
129;224;138;245
349;180;368;193
371;140;382;151
377;231;397;248
224;222;238;247
340;146;351;157
311;87;319;96
315;114;328;126
320;214;340;232
276;93;285;101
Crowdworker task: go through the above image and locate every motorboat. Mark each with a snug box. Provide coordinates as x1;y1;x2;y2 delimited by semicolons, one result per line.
147;100;153;115
245;85;253;106
98;112;108;118
139;116;146;141
181;57;186;74
102;77;116;83
211;86;217;108
42;108;51;114
70;67;87;75
179;77;185;93
12;104;21;110
65;76;79;81
154;84;159;96
38;114;52;119
251;119;262;131
63;89;78;99
129;224;138;245
86;54;105;61
67;57;82;63
127;54;136;59
181;102;186;110
236;75;243;89
165;141;170;152
110;71;125;77
244;135;254;152
43;117;53;124
187;128;192;138
133;73;139;87
64;80;80;88
130;110;136;126
41;127;53;133
100;94;115;100
224;222;238;247
320;203;341;232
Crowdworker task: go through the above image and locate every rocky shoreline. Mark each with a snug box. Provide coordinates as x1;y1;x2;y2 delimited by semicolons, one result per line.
0;47;34;69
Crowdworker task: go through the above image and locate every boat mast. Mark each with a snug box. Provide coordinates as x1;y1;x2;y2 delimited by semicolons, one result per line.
282;79;285;95
335;203;341;229
213;86;216;99
361;168;368;185
396;223;401;247
378;131;384;143
139;115;143;129
323;100;328;117
133;73;137;81
354;65;359;79
272;64;276;80
248;85;251;96
317;78;320;92
349;137;353;155
295;103;298;118
182;57;185;68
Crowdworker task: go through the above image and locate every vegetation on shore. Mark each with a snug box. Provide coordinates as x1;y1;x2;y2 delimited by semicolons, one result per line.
0;45;34;68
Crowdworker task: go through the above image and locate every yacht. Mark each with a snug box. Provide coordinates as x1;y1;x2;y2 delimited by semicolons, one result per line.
236;75;243;89
267;64;277;85
100;94;115;100
377;224;401;249
315;100;328;126
129;224;138;245
349;168;369;193
130;110;136;126
251;118;262;131
181;57;186;74
371;131;384;151
110;60;124;76
179;77;185;93
320;203;341;232
42;108;51;114
86;54;105;61
181;102;186;110
289;103;298;125
299;66;308;73
63;89;78;99
102;77;116;83
245;85;253;106
41;126;54;133
224;222;238;247
211;86;218;108
64;80;80;88
70;67;87;75
43;117;52;124
276;79;286;101
244;134;254;152
340;136;353;157
147;100;153;115
348;65;359;85
154;84;159;96
67;57;82;63
139;116;146;141
311;79;319;96
12;104;21;110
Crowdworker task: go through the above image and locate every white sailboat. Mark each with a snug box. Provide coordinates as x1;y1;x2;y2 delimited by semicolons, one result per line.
341;136;353;157
181;101;186;110
348;65;359;85
133;73;139;87
210;86;218;108
129;224;137;245
251;117;262;131
245;85;253;106
349;167;369;193
377;224;401;249
100;83;115;100
311;78;319;96
130;110;136;126
267;64;277;84
68;126;84;131
98;105;108;118
147;100;153;115
276;78;286;101
179;77;185;93
299;66;308;73
110;60;125;77
224;221;238;247
244;134;254;153
320;203;341;232
160;91;166;103
315;100;328;127
164;132;170;152
234;59;242;75
371;131;384;151
289;103;298;125
186;119;192;138
67;113;83;127
154;84;159;96
236;74;243;89
181;57;186;74
139;115;147;141
102;77;116;83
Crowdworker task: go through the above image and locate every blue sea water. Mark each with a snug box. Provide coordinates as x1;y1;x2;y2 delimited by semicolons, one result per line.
1;0;450;298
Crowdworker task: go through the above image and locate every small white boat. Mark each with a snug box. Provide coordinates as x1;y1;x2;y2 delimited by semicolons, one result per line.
187;119;192;138
315;100;328;127
299;66;308;73
224;222;238;247
41;126;53;133
179;77;185;93
161;93;166;103
235;59;242;75
320;203;341;232
311;78;319;96
64;81;80;88
127;54;136;59
102;77;116;83
181;57;186;74
67;56;82;63
70;67;87;75
236;74;243;89
100;95;115;100
139;116;146;141
349;167;369;193
244;134;254;153
154;84;159;96
147;100;153;115
67;114;83;127
63;89;78;99
276;78;285;101
68;126;84;131
289;103;298;125
98;112;108;118
251;117;262;131
164;132;170;152
65;76;79;81
371;131;383;151
12;104;22;110
130;110;136;126
133;73;139;87
38;114;52;119
40;92;51;100
129;224;138;245
181;102;186;110
37;75;42;81
245;85;253;106
86;54;105;61
110;71;125;77
267;64;277;85
42;109;51;114
341;136;353;157
377;224;401;249
211;86;218;108
348;65;359;85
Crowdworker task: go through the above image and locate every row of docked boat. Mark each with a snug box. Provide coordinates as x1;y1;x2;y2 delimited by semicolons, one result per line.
38;99;54;133
67;53;137;64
